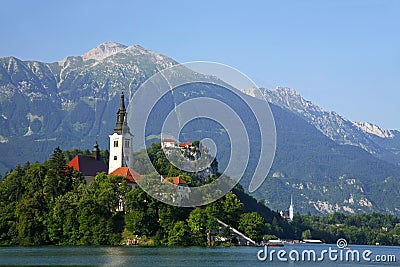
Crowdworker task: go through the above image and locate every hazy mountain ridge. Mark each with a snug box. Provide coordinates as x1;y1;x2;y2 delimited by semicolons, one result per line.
249;103;400;215
0;42;399;215
261;87;400;164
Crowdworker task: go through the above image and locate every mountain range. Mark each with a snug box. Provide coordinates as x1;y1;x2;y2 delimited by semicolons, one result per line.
0;42;399;215
262;87;400;165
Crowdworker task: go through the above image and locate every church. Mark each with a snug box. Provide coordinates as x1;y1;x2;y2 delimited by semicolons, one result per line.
67;90;140;186
279;195;294;222
67;89;191;206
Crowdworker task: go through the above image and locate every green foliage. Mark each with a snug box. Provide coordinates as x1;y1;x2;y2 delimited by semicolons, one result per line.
238;212;264;242
187;208;217;246
47;191;81;244
221;192;243;228
301;229;312;240
167;221;191;246
0;147;124;246
263;234;278;241
293;212;400;245
192;140;200;148
1;144;399;247
15;192;48;245
125;187;159;236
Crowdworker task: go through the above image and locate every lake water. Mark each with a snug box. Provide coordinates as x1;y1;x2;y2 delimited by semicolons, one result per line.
0;244;398;267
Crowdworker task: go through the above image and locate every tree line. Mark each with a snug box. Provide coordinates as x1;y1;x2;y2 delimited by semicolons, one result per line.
292;212;400;246
0;145;399;246
0;147;271;245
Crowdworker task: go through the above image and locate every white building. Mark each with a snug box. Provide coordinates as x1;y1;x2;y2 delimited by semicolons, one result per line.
288;195;294;221
161;138;177;148
108;89;134;174
280;195;294;222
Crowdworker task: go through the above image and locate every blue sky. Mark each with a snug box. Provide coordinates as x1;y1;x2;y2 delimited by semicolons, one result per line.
1;0;399;129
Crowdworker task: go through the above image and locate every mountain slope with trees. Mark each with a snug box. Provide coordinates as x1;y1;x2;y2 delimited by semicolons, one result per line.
1;42;400;215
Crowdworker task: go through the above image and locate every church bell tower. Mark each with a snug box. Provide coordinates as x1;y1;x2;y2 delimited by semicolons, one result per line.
108;89;134;174
288;195;294;221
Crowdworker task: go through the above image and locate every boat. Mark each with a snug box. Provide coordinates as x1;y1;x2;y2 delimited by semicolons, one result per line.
266;239;285;247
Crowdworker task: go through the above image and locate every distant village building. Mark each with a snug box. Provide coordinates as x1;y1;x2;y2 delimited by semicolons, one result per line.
161;138;177;148
162;138;202;161
162;138;197;150
162;176;191;204
178;141;193;148
280;195;294;222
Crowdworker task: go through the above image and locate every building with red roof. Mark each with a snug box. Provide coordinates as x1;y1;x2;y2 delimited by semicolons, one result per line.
109;166;141;186
162;176;191;204
67;142;108;184
163;176;187;185
179;141;192;148
68;90;142;188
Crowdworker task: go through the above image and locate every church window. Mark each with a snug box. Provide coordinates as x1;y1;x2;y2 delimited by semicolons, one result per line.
125;140;130;148
114;156;117;160
114;140;119;147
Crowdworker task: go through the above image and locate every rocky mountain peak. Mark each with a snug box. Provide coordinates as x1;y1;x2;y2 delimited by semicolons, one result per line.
272;86;300;96
262;86;399;158
82;42;128;61
353;121;395;139
264;86;324;114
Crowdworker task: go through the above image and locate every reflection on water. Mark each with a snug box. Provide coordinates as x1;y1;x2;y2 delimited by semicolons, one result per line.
0;245;398;267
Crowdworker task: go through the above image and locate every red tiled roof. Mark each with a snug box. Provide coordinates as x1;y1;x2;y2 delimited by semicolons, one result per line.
163;176;187;185
68;155;108;177
179;141;193;147
109;167;141;183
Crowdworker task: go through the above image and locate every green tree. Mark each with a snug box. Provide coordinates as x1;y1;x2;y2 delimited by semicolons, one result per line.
0;201;17;245
167;164;185;177
187;208;218;246
47;147;66;171
263;234;278;241
15;192;49;245
221;192;243;228
301;229;312;240
168;221;191;246
76;190;118;245
22;163;46;198
238;212;265;242
70;173;128;245
47;189;82;245
158;203;191;231
125;187;159;236
91;173;128;212
192;140;200;148
0;166;24;202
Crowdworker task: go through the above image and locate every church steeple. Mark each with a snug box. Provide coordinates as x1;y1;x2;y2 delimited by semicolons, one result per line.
109;88;134;174
114;89;127;134
289;195;294;221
